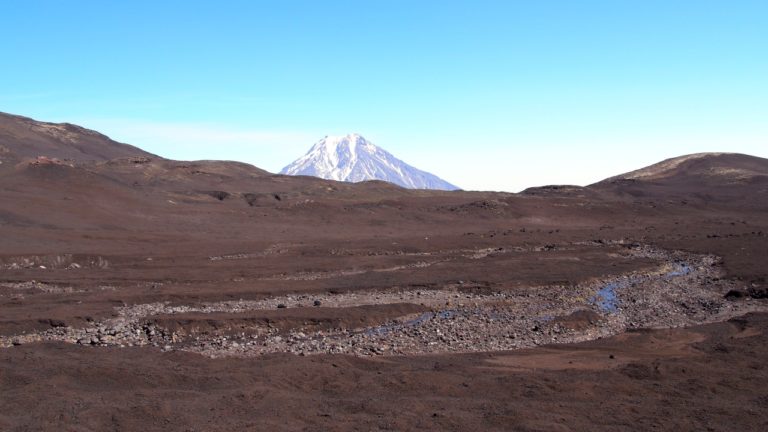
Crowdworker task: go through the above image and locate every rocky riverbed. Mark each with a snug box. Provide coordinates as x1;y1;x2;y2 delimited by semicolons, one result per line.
2;243;766;357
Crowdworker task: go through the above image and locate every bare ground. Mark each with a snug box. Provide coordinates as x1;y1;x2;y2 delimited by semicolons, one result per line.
2;114;768;431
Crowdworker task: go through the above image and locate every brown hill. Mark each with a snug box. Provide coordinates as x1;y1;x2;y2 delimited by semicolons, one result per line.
590;152;768;204
0;112;155;166
601;152;768;183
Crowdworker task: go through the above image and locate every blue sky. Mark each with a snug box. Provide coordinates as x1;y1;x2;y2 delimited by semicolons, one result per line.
2;1;767;191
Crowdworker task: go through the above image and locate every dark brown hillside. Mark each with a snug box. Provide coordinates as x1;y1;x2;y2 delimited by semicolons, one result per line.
600;152;768;183
0;112;155;164
590;152;768;206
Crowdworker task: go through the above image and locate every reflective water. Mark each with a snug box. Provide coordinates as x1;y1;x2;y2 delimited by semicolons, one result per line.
592;282;620;313
365;262;694;333
590;262;692;313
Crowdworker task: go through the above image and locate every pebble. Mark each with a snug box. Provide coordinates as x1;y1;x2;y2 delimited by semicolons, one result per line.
1;243;764;358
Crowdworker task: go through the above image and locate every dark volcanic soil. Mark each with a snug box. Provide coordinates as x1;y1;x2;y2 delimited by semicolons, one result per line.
3;314;768;431
1;114;768;430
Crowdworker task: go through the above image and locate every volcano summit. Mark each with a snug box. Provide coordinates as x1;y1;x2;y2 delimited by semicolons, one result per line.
280;134;459;190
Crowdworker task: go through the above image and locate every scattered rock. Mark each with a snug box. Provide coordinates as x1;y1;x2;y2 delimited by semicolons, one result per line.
48;319;66;328
1;243;763;358
725;289;747;300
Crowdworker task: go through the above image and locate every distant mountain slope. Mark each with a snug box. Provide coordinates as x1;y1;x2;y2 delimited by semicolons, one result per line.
0;112;154;164
598;153;768;183
590;152;768;203
594;153;768;186
280;134;460;191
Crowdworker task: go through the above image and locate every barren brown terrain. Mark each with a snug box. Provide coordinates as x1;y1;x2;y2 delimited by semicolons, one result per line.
1;112;768;431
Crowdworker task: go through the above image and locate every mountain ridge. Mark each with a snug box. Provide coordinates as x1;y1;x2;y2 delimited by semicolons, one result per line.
3;112;766;196
0;111;155;163
595;152;768;184
280;134;460;191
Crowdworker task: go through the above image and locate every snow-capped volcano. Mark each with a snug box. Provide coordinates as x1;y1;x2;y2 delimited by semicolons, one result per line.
280;134;460;190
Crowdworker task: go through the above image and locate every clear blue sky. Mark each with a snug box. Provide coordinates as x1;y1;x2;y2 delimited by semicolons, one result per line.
2;1;767;191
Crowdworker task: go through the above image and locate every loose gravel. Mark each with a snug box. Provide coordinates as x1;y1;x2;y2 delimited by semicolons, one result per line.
2;243;765;358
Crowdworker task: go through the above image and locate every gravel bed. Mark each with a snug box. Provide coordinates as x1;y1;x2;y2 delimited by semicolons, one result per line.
2;243;765;357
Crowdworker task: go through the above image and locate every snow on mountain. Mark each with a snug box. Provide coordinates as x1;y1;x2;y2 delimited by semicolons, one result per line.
280;134;460;191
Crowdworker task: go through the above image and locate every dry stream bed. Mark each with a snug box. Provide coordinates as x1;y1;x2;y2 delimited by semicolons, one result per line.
2;242;766;358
